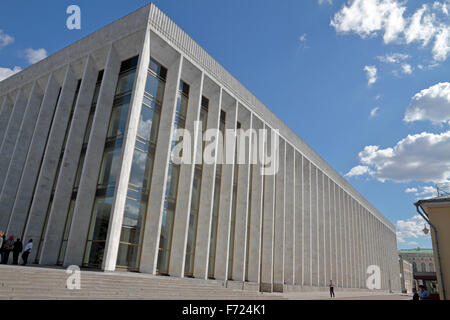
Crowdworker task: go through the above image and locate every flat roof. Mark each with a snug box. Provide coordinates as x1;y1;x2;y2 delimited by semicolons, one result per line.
399;248;434;254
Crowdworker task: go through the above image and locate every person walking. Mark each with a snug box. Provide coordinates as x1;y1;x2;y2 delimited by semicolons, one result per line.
412;287;419;301
12;238;23;265
418;285;430;300
329;280;335;298
21;239;33;266
1;235;15;264
0;231;4;262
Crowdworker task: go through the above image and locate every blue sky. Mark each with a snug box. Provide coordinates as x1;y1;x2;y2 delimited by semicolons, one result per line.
1;0;449;249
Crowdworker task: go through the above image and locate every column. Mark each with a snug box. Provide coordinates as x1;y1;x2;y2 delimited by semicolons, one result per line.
260;126;276;292
338;187;344;287
40;55;99;265
6;73;60;243
330;181;337;285
356;203;362;288
63;46;121;266
324;175;331;286
191;80;221;279
0;87;29;201
343;192;349;287
284;144;295;286
348;197;354;288
0;94;15;145
10;67;76;249
365;210;371;287
168;71;204;278
362;206;368;288
22;65;78;263
302;158;311;286
317;170;324;287
246;116;264;284
294;152;303;285
213;98;237;280
231;107;252;282
102;31;151;271
310;165;318;286
368;214;374;280
273;139;285;292
0;80;44;225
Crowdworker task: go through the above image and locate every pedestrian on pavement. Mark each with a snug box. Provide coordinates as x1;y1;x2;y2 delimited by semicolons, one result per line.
412;287;419;301
0;231;4;262
329;280;335;298
1;235;15;264
12;238;23;265
21;239;33;265
418;285;430;300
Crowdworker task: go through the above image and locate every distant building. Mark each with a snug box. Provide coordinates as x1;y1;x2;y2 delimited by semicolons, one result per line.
399;248;438;296
416;196;450;300
398;256;413;294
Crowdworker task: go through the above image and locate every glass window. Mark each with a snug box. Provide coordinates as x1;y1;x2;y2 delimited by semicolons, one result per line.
97;147;122;186
137;104;155;141
115;70;136;95
116;58;165;270
107;98;131;138
128;148;154;189
73;153;85;189
157;80;190;274
145;74;165;103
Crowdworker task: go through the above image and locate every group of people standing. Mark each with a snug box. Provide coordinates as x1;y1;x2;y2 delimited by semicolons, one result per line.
0;231;33;265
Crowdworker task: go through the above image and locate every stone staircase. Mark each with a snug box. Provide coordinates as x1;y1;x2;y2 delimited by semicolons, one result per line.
0;265;284;300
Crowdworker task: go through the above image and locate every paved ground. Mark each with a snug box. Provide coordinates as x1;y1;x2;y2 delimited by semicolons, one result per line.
283;291;412;300
0;264;412;300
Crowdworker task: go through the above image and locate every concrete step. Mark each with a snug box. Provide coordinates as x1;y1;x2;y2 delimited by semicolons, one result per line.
0;265;284;300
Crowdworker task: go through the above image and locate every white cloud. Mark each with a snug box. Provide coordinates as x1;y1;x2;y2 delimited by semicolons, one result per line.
404;82;450;124
330;0;406;43
377;52;410;63
0;66;22;81
433;26;450;61
349;131;450;183
25;48;47;64
416;185;438;198
396;215;430;243
331;0;450;62
364;65;377;85
404;186;437;198
298;33;309;50
344;165;372;177
401;63;413;74
318;0;333;5
370;106;380;118
0;30;14;49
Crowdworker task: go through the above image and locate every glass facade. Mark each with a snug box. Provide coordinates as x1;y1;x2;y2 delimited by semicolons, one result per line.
208;110;226;278
116;58;167;270
83;56;138;268
184;96;209;276
157;80;190;274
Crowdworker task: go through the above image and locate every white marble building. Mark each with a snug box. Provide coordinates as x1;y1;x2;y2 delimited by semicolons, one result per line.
0;3;401;292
